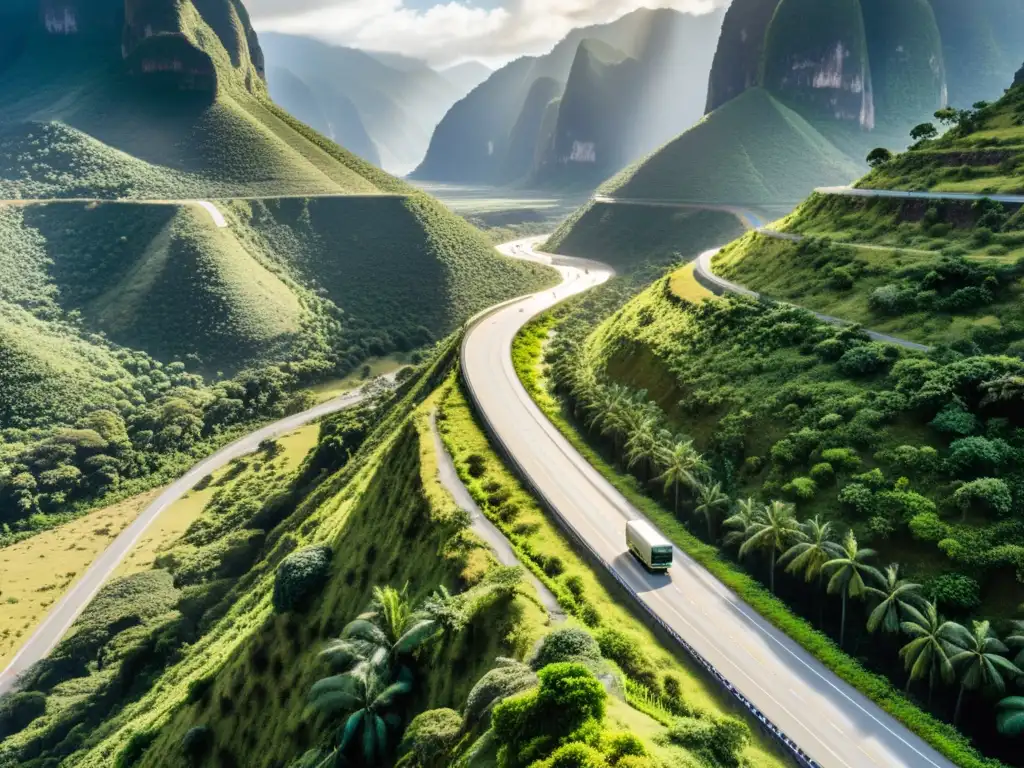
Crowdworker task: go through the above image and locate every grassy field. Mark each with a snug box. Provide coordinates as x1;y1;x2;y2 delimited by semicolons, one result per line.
668;262;715;302
595;88;862;206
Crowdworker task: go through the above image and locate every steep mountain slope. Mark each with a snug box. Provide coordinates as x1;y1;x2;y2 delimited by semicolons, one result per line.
412;7;724;187
265;66;381;166
704;0;780;114
258;33;463;175
440;60;493;98
0;0;556;526
598;88;862;206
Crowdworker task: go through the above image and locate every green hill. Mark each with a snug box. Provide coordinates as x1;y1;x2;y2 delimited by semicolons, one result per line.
0;0;557;528
412;7;724;188
596;88;862;206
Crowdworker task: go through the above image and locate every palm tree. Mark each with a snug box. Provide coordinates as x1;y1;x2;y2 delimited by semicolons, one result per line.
694;482;730;541
723;497;761;550
309;662;413;765
866;565;924;635
1004;620;1024;668
946;620;1023;727
898;601;958;704
780;515;840;585
656;439;706;515
624;411;659;482
738;500;805;594
997;697;1024;736
823;531;882;649
321;585;440;674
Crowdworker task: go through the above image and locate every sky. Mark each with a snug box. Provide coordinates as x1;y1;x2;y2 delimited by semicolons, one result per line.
248;0;727;68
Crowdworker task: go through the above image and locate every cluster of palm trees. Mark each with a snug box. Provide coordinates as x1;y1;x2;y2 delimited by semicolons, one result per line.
559;369;1024;738
306;585;456;766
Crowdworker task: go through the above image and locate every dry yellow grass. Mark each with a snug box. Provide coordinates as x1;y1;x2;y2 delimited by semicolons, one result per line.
0;423;321;668
669;262;715;302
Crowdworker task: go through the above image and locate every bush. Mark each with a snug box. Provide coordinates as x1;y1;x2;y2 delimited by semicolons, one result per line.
924;574;981;611
531;628;602;671
837;343;898;376
532;742;608;768
784;476;817;501
929;404;979;436
946;438;1014;478
809;463;835;484
665;715;750;767
0;691;46;739
868;285;916;315
595;628;659;691
909;512;948;542
464;662;537;727
603;731;647;762
272;545;332;613
544;556;566;578
181;726;213;765
116;729;159;768
952;478;1013;518
821;448;861;472
399;708;462;767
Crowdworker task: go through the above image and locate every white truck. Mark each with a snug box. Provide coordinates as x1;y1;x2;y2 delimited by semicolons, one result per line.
626;519;673;572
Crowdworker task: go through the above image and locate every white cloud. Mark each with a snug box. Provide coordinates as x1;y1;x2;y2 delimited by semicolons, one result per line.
252;0;726;67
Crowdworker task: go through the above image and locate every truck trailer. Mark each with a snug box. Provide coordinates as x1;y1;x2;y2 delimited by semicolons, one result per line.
626;519;673;572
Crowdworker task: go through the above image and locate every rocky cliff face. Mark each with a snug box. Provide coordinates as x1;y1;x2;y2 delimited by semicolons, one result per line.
0;0;265;93
705;0;781;114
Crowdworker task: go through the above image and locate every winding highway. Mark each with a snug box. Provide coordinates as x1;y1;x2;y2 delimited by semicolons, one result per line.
0;377;396;695
463;237;954;768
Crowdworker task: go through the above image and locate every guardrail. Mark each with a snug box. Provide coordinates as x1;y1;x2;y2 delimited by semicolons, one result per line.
459;310;821;768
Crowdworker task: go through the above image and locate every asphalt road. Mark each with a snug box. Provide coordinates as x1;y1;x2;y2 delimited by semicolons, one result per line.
693;249;933;352
817;185;1024;205
0;378;394;695
463;238;955;768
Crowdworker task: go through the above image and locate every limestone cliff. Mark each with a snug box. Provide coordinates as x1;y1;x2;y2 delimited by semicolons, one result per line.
705;0;781;114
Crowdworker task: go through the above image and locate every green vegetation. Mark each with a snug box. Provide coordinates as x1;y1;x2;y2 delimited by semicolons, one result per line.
545;206;745;271
860;77;1024;194
595;89;862;206
512;282;1021;765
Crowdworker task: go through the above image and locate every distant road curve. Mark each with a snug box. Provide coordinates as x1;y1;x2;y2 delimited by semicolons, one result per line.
463;238;953;768
693;249;932;352
0;377;396;695
818;185;1024;205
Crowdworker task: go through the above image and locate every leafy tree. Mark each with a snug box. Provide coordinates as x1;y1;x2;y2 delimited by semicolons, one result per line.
898;601;958;704
934;107;959;127
952;478;1013;520
738;500;805;593
823;531;882;649
531;628;601;671
655;439;706;515
866;148;892;168
309;663;413;766
693;482;730;541
946;620;1022;727
866;565;923;634
997;697;1024;736
273;545;333;613
910;123;938;142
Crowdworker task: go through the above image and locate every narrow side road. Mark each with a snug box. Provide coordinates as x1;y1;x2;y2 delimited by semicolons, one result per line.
818;185;1024;206
0;376;396;695
464;238;954;767
693;249;933;352
429;411;564;622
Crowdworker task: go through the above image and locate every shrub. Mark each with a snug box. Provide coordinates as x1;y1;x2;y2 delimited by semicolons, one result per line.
115;730;158;768
531;628;601;671
533;742;608;768
821;448;861;472
929;404;979;436
272;545;332;613
181;726;213;765
544;556;566;578
399;708;462;767
666;715;750;767
853;468;886;490
595;628;659;691
809;463;835;484
838;483;875;516
603;732;647;762
464;662;537;727
946;437;1014;478
784;476;817;501
818;413;844;430
909;512;947;542
952;478;1013;518
564;575;585;600
837;344;898;376
868;285;916;315
0;691;46;739
614;758;658;768
924;574;981;611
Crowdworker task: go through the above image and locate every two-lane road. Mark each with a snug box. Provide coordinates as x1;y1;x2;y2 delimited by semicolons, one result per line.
464;239;955;768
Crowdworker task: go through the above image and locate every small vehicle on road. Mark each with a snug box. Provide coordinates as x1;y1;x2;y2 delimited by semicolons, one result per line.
626;519;673;572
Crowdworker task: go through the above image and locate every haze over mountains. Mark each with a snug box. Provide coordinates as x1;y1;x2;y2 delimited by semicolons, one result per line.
412;7;727;189
260;33;491;175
